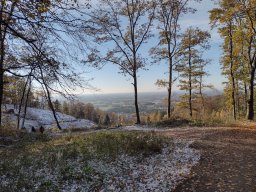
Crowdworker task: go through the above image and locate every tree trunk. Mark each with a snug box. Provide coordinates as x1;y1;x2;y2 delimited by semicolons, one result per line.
188;43;192;117
131;25;141;124
231;75;236;120
167;56;173;119
247;69;255;120
21;77;32;129
244;82;248;115
229;22;236;120
0;15;4;129
0;41;4;129
17;75;30;129
0;1;7;129
45;85;62;129
133;73;140;124
236;80;240;117
38;66;62;129
199;76;205;114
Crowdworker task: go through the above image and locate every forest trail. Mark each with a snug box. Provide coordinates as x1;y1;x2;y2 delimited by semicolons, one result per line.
79;125;256;191
161;126;256;192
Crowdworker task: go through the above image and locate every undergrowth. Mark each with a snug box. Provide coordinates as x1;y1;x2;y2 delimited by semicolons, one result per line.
153;116;237;128
0;131;171;191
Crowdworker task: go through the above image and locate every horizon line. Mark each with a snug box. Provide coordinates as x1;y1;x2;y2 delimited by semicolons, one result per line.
76;89;223;96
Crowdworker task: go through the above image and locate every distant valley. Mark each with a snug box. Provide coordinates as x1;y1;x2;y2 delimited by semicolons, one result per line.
77;90;221;114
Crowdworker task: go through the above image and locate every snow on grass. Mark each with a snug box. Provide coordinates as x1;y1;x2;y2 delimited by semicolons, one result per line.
0;134;200;191
2;104;95;130
122;125;157;131
121;125;176;132
44;119;95;130
89;140;200;191
25;107;76;125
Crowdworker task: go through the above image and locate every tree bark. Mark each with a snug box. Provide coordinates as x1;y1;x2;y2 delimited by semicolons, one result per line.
0;1;16;128
246;35;256;120
133;73;141;124
244;82;248;115
188;42;192;117
130;14;141;124
229;22;236;120
17;75;30;129
247;68;255;120
0;1;14;128
231;75;236;120
167;56;173;119
0;7;4;128
38;65;62;129
45;85;62;129
236;80;240;116
199;72;205;114
0;38;4;129
21;77;32;129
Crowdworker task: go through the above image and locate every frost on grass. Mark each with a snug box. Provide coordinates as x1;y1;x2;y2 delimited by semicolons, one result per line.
89;141;200;191
0;133;200;191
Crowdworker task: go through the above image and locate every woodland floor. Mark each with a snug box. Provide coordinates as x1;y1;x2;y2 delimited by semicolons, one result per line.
1;125;256;191
161;126;256;192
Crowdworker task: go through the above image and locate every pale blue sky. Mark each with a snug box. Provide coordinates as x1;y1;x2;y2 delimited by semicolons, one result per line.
83;0;225;94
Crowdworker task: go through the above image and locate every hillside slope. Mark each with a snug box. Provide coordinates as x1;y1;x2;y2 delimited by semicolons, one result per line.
2;105;95;131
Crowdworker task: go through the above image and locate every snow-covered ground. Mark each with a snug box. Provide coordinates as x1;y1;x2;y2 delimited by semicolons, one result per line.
0;140;200;191
88;141;200;191
1;105;201;191
2;105;95;131
122;125;159;131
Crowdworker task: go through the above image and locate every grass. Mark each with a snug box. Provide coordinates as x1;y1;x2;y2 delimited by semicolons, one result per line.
152;116;237;128
0;131;171;191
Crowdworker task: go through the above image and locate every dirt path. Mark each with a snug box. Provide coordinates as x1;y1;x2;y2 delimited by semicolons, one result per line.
161;127;256;192
49;125;256;191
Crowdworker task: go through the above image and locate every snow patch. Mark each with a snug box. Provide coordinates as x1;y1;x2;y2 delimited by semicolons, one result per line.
122;125;158;131
0;139;200;191
89;140;200;191
2;104;95;130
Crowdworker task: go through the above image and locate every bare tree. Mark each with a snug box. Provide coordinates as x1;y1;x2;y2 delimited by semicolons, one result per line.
0;0;90;127
5;27;92;130
86;0;156;124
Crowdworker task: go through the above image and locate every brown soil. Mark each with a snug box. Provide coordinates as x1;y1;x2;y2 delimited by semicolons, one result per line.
162;127;256;192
